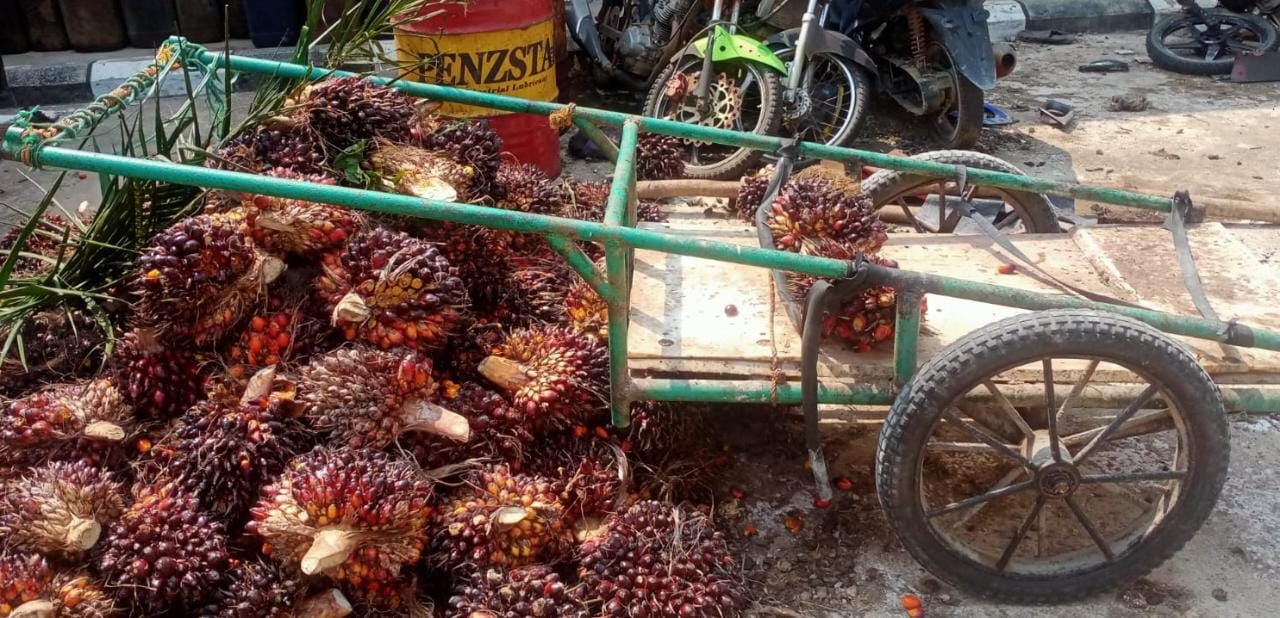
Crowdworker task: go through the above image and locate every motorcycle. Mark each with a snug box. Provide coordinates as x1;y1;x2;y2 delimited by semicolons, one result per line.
1146;0;1279;75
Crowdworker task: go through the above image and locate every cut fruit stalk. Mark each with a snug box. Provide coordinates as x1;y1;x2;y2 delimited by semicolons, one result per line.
296;589;354;618
477;356;532;392
64;515;101;551
9;600;54;618
332;291;371;324
401;399;471;443
301;528;360;575
81;421;125;442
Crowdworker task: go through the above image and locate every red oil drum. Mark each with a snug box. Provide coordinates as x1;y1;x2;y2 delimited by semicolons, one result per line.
395;0;562;177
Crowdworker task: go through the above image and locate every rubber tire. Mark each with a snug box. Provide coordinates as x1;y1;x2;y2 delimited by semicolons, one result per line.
860;150;1062;234
643;57;783;181
932;72;983;150
876;309;1229;603
776;49;872;148
1146;9;1279;76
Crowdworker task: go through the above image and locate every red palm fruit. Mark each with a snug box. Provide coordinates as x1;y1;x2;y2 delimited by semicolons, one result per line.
0;461;126;560
413;222;524;319
578;500;746;617
520;432;628;522
289;77;419;148
733;165;774;222
493;255;575;327
448;565;588;618
432;321;506;384
561;180;668;223
0;552;51;616
0;214;87;280
0;379;136;469
636;134;686;180
207;125;328;176
316;227;470;352
478;325;609;431
199;560;351;618
494;162;566;214
767;176;887;256
0;307;107;398
298;346;472;449
368;139;480;203
403;381;533;471
233;169;361;257
429;464;571;570
563;270;609;340
345;575;435;618
0;554;117;617
787;255;901;351
44;571;119;617
411;118;503;198
146;368;307;520
248;448;434;584
109;329;206;420
96;485;230;611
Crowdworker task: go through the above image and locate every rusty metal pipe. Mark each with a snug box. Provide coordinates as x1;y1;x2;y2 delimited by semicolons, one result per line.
993;42;1016;79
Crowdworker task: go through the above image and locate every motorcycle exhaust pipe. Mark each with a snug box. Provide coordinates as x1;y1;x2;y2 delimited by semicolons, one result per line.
993;42;1017;79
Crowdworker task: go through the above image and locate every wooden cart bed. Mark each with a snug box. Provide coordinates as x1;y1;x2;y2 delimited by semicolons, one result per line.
627;207;1280;390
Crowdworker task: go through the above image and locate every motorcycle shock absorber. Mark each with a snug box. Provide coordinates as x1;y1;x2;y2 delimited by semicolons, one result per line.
906;6;927;68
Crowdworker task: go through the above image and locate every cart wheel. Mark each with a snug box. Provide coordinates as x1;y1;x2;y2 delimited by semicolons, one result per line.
876;309;1228;603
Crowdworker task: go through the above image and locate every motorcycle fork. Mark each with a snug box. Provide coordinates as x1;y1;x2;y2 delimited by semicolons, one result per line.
693;0;729;112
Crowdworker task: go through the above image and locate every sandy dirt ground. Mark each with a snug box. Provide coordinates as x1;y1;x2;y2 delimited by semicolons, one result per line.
3;30;1279;617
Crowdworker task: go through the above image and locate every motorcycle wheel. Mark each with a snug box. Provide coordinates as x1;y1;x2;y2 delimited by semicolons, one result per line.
776;49;871;148
643;56;783;181
1146;8;1278;75
930;45;984;150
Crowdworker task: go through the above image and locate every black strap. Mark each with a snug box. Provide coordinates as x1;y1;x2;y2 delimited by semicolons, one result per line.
1163;191;1250;351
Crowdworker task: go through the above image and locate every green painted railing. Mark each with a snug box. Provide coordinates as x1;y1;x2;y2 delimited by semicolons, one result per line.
5;38;1280;419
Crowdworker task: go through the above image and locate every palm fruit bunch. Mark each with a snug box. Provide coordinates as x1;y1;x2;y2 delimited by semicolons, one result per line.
494;163;566;214
732;165;774;222
0;379;135;469
789;269;897;351
432;321;506;384
430;464;570;570
368;139;480;203
0;214;81;279
289;77;418;148
346;575;435;618
562;180;668;223
521;433;628;522
208;126;327;176
96;485;230;611
299;346;469;450
404;381;532;471
578;500;745;617
0;461;126;560
133;213;284;346
145;368;307;520
410;118;503;196
0;307;106;397
317;227;469;351
247;448;434;587
109;329;205;419
199;560;352;618
563;270;608;340
767;176;887;256
412;222;518;319
448;566;588;618
493;253;575;326
479;325;609;430
636;134;686;180
230;170;360;258
223;310;316;381
0;553;119;618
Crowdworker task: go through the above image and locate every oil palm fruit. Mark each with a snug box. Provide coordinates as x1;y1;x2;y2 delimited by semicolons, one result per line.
0;308;106;398
317;227;470;351
96;485;230;611
732;165;774;222
146;368;307;520
290;77;419;148
234;169;360;258
109;329;205;420
199;560;351;618
429;464;570;570
412;119;503;197
413;222;518;320
448;565;588;618
494;254;574;326
298;346;469;449
787;254;900;351
0;553;119;618
578;500;745;617
478;325;609;430
494;163;565;214
209;127;327;176
403;380;532;471
636;134;686;180
521;433;628;522
0;379;135;469
0;461;126;560
248;448;434;584
0;214;83;279
562;180;668;223
223;308;323;381
767;176;887;256
368;139;479;203
346;575;434;618
563;270;608;340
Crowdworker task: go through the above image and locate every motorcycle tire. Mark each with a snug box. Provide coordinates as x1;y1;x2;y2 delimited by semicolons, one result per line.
643;56;783;181
932;71;984;150
1146;8;1279;75
776;48;871;148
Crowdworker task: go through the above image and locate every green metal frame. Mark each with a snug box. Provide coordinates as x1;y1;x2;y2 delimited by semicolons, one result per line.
6;38;1280;425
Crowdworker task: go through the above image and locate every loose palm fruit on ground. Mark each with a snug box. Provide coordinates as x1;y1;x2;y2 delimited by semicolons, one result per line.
411;118;502;198
96;485;230;611
767;176;887;256
317;227;469;351
108;329;206;420
146;368;307;520
0;379;135;469
578;500;745;617
248;448;434;584
448;565;588;618
0;461;125;560
636;134;686;180
298;346;470;449
494;163;566;214
0;307;107;398
429;464;571;570
403;380;532;471
479;325;609;431
368;139;480;203
289;77;419;148
199;560;351;618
